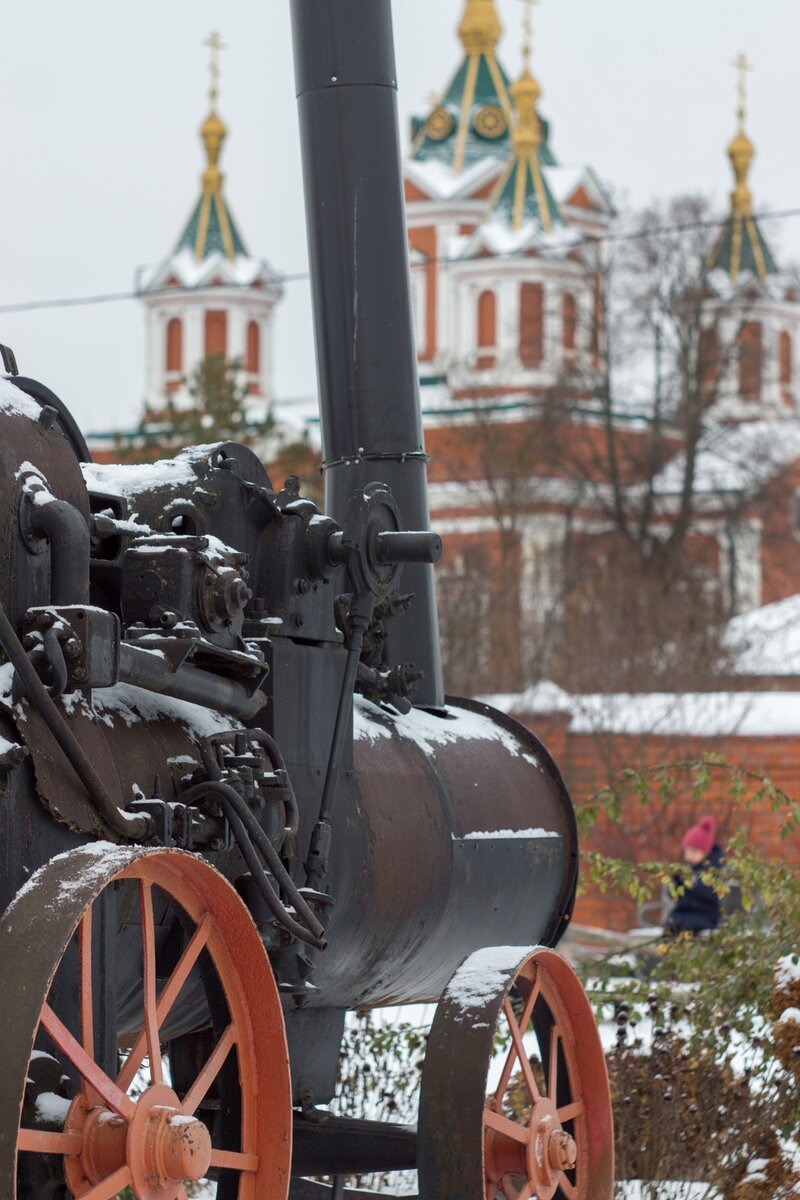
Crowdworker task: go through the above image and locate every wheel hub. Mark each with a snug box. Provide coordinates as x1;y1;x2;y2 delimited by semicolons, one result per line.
527;1097;573;1200
547;1127;577;1172
63;1084;212;1200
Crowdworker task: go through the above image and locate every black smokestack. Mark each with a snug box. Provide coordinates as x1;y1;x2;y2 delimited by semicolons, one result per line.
290;0;444;708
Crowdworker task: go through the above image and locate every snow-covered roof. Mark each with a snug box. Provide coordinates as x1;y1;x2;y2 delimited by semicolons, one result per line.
654;418;800;497
458;212;581;259
137;97;281;300
484;679;800;737
545;164;614;216
725;595;800;677
405;156;501;202
424;160;607;261
137;247;279;296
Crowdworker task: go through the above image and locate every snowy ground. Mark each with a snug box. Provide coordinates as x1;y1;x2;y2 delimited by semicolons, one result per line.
615;1186;719;1199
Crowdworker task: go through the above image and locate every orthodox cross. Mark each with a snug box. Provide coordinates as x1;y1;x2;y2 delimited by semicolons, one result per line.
203;31;227;110
732;51;751;125
519;0;540;66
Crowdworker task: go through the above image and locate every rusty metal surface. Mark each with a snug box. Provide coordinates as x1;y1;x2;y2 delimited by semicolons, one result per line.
292;1113;417;1176
418;946;614;1200
0;406;91;628
311;699;578;1009
9;694;219;839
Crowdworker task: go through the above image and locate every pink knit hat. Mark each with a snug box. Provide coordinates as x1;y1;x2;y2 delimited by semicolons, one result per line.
682;816;716;857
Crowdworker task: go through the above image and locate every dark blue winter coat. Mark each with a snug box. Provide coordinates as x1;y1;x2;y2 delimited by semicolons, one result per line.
665;844;723;934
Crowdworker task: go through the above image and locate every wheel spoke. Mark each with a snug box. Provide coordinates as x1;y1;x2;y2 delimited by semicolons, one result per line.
139;880;163;1086
18;1128;82;1155
209;1148;259;1171
79;1164;132;1200
41;1003;135;1120
557;1099;584;1124
484;1106;530;1144
494;974;541;1105
117;910;213;1092
547;1026;561;1103
559;1176;577;1200
494;1042;520;1107
517;969;542;1038
181;1023;237;1115
502;999;542;1105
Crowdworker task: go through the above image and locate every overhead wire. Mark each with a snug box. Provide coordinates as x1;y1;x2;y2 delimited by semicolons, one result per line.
1;206;799;317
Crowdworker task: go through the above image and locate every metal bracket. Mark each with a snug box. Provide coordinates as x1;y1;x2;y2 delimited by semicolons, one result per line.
0;344;19;376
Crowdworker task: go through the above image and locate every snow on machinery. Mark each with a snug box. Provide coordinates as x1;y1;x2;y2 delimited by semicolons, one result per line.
0;1;613;1197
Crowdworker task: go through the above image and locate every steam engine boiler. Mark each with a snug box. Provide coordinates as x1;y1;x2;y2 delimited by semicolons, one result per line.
0;1;613;1198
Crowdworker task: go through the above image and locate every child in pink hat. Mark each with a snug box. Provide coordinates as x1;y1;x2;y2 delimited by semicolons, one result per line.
664;816;723;934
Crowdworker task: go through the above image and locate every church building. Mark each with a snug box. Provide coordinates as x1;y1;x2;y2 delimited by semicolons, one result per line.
409;1;800;692
87;37;282;463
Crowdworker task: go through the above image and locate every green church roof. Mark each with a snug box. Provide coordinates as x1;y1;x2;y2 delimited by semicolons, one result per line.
707;69;778;283
488;148;562;233
174;106;249;262
481;66;562;234
707;211;777;282
410;0;556;174
176;188;248;261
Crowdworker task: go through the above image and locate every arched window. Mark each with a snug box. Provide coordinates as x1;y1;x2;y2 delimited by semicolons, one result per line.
204;310;227;358
477;290;496;369
563;293;577;358
780;330;793;403
738;321;762;402
699;327;720;401
520;283;544;367
246;320;261;375
165;317;182;373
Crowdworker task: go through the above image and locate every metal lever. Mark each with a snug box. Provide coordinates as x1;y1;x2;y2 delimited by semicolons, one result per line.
375;530;442;565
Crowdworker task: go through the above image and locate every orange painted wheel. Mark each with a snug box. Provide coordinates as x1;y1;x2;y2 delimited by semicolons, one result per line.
1;844;291;1200
419;946;614;1200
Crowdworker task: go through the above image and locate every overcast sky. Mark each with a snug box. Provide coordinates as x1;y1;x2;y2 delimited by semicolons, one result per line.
1;0;797;436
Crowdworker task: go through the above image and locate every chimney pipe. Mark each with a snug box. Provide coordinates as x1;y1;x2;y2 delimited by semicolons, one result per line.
291;0;444;709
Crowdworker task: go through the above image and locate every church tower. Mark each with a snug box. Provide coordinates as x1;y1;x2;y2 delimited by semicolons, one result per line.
704;55;799;418
405;0;611;399
137;34;282;418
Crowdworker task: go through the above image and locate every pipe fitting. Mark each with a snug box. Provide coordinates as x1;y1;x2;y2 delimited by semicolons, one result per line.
19;476;90;605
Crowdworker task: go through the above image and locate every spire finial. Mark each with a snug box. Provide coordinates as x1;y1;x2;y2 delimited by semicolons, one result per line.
511;0;542;161
727;52;755;220
203;31;226;112
733;50;750;128
200;32;228;199
458;0;502;56
520;0;538;68
707;53;778;282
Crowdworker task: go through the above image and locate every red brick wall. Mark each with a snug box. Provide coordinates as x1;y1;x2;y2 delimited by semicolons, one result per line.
757;460;800;605
511;711;800;930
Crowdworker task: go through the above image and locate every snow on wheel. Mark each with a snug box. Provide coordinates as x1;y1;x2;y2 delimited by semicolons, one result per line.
419;945;613;1200
0;843;291;1200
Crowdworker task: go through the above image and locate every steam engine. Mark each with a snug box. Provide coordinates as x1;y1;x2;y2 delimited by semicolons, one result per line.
0;2;613;1198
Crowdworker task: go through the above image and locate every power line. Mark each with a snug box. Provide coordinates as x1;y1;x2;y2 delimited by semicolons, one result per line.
0;272;311;315
1;206;799;317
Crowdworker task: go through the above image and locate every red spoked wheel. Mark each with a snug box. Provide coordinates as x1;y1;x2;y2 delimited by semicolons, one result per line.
419;946;613;1200
0;844;291;1200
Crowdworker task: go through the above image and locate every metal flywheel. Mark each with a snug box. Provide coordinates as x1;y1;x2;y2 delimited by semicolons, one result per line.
0;844;292;1200
419;945;614;1200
